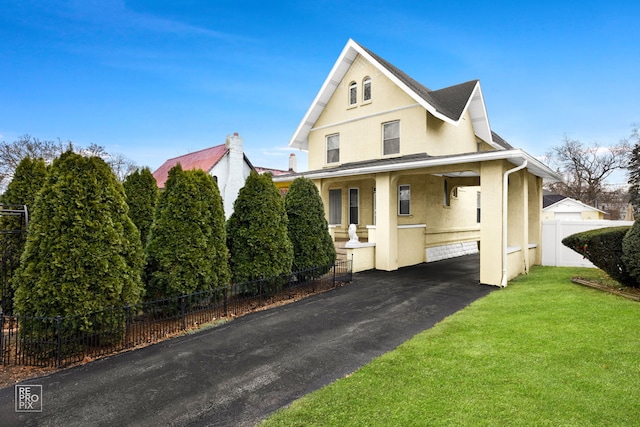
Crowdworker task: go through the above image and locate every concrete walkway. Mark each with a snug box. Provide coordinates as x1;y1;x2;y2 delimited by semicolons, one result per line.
0;254;493;426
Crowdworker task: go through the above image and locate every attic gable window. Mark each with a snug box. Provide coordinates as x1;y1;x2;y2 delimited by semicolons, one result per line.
349;81;357;105
327;133;340;163
363;77;371;102
383;120;400;155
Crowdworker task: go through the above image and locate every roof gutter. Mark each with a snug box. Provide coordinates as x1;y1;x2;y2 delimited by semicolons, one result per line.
272;149;560;183
500;160;527;288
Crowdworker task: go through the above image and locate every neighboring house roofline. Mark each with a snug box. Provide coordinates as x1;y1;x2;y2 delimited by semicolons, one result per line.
543;197;607;214
289;39;501;151
152;143;256;188
272;149;562;183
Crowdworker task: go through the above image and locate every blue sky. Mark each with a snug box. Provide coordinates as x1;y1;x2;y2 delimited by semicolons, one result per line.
1;1;638;185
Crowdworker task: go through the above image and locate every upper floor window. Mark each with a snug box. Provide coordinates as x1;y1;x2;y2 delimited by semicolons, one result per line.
363;77;371;102
349;82;357;105
327;134;340;163
383;121;400;155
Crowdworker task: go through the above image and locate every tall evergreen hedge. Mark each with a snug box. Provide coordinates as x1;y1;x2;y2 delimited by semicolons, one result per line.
145;165;230;299
13;151;145;347
622;220;640;286
285;177;336;276
0;156;48;313
227;171;293;293
123;167;158;247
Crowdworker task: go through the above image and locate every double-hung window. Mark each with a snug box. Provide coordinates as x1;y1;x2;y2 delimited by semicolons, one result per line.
349;188;359;225
329;189;342;225
383;121;400;155
326;134;339;164
398;184;410;215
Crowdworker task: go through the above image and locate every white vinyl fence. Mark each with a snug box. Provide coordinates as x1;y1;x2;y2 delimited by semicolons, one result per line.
541;220;634;267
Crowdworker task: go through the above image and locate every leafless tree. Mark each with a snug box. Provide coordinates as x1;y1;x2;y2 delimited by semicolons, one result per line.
0;135;66;190
0;135;138;192
544;136;631;208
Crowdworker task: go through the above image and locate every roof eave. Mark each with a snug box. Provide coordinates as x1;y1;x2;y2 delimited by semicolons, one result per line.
273;149;562;183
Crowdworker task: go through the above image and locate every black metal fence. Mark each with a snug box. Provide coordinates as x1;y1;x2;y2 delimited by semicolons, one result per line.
0;204;28;315
0;260;352;367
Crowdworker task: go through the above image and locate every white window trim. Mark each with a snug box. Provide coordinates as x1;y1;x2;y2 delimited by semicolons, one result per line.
398;184;411;215
382;120;400;156
329;189;342;225
349;81;357;106
362;77;372;103
326;133;340;164
349;187;360;225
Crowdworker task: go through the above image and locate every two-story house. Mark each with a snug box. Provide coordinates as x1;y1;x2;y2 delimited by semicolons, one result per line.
273;39;561;287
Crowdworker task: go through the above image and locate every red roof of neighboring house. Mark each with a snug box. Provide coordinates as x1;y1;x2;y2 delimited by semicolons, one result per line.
254;166;292;176
153;144;228;188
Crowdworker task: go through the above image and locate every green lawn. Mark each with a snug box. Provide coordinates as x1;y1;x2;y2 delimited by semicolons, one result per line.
261;266;640;426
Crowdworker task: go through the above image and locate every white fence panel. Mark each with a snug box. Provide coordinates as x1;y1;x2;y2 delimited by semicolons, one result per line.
541;220;634;267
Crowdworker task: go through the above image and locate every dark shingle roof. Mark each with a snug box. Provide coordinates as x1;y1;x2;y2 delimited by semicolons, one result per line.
543;190;567;208
360;44;478;122
490;131;514;150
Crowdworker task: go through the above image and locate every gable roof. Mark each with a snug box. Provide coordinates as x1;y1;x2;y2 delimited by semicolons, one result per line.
543;190;567;208
542;196;606;214
153;144;238;189
289;39;500;151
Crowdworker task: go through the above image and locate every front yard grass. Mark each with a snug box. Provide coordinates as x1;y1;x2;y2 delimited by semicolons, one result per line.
262;266;640;426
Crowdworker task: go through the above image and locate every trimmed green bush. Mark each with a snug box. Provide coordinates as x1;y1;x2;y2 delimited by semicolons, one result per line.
123;167;158;247
285;177;336;276
13;151;145;347
0;156;48;313
227;171;293;294
562;226;635;287
622;220;640;286
145;165;230;299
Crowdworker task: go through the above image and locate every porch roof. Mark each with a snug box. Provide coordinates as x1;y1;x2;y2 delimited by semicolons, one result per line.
272;149;562;183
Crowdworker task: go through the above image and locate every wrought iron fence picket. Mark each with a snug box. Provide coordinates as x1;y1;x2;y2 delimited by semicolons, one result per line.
0;260;351;367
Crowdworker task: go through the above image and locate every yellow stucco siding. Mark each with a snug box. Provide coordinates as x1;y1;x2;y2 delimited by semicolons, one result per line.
581;211;604;220
426;109;479;155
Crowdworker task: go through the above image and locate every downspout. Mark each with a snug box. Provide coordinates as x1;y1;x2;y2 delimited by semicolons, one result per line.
500;160;528;288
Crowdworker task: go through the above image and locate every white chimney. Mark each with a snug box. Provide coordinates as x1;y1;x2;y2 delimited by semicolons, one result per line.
224;132;244;218
288;153;297;172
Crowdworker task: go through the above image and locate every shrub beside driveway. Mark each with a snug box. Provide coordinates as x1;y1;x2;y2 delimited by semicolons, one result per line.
263;266;640;427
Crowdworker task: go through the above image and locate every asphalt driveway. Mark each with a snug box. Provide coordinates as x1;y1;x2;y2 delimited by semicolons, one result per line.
1;253;493;426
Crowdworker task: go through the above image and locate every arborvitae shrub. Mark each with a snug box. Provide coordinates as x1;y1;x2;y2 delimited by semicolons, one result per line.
562;226;635;287
227;171;293;294
145;165;230;299
13;151;145;348
285;177;336;277
622;220;640;287
0;156;48;313
123;167;158;248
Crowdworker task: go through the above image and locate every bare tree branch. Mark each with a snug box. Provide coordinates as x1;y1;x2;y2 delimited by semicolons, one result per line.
544;135;631;208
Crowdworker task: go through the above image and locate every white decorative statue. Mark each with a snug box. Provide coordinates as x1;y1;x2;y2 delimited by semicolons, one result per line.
348;223;359;243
